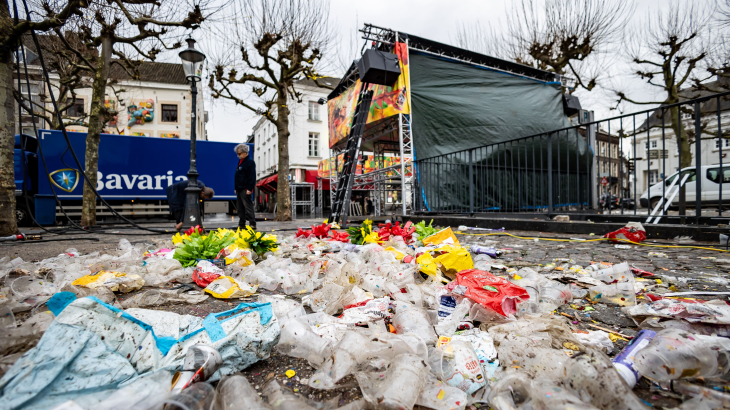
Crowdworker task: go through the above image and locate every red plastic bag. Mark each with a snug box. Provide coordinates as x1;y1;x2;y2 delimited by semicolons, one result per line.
604;222;646;243
452;269;530;316
192;269;221;287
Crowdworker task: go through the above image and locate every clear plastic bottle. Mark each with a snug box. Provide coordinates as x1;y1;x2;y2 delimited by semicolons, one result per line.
216;375;272;410
633;329;730;381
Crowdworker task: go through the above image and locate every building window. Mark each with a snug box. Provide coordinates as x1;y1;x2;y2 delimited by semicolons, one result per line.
161;104;178;123
308;101;320;121
309;132;319;157
66;98;85;117
651;140;658;148
649;170;659;185
716;139;730;149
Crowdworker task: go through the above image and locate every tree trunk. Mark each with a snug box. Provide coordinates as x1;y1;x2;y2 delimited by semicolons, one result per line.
79;37;109;226
669;105;690;217
0;0;19;236
275;94;291;221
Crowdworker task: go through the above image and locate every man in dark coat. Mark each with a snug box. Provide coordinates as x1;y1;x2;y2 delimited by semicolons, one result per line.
166;180;214;230
234;144;257;229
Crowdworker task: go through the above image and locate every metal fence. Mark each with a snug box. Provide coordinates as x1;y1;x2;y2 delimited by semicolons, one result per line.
414;90;730;224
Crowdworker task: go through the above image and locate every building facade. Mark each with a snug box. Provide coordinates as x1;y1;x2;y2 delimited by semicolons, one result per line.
252;77;338;211
15;48;206;140
630;86;730;200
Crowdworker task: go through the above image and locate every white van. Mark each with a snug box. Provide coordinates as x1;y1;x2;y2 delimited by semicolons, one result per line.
640;165;730;209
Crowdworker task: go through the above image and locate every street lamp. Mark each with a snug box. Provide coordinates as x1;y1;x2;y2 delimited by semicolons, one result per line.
179;37;206;229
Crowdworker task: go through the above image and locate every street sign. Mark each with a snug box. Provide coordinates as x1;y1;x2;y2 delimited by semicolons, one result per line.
600;177;609;186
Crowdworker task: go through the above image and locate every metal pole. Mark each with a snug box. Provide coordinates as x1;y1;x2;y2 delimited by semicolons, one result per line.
398;113;406;216
695;101;702;224
719;97;724;217
469;148;474;214
182;78;202;228
548;134;553;215
587;111;597;209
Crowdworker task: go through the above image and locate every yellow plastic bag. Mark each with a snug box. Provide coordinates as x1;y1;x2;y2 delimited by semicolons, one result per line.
222;244;254;267
204;276;258;299
72;270;145;293
417;252;439;277
434;245;474;275
384;246;405;261
422;227;460;246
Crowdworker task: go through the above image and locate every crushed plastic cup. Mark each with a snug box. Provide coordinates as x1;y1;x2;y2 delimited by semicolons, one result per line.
356;353;430;410
10;276;52;298
216;374;272;410
275;318;333;367
160;382;216;410
588;282;636;306
392;305;438;345
171;344;223;394
633;329;730;381
263;380;318;410
488;372;598;410
563;349;650;410
428;340;486;394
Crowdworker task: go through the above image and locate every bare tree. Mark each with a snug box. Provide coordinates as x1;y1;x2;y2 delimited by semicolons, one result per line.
719;0;730;29
51;0;206;226
452;21;509;61
615;1;713;169
0;0;87;236
455;0;632;93
208;0;333;221
14;32;90;130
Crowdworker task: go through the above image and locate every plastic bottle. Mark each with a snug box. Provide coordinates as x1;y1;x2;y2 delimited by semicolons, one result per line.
612;329;656;388
469;245;498;257
160;382;216;410
216;375;272;410
633;329;730;381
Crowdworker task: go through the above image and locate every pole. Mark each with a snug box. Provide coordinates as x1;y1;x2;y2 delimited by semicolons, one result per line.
182;78;202;228
695;101;702;225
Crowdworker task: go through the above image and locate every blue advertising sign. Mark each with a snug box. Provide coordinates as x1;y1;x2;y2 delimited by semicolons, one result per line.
37;129;252;201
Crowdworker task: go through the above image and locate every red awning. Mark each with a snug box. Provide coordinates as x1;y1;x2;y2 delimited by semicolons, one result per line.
256;174;278;192
305;170;330;190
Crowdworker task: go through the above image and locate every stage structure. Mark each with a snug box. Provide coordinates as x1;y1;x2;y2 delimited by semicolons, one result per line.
321;24;588;220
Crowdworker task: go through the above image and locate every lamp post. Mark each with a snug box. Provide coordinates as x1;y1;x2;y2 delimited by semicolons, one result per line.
179;37;206;229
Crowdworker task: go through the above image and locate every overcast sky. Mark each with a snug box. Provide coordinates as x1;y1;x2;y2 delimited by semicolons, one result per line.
201;0;720;144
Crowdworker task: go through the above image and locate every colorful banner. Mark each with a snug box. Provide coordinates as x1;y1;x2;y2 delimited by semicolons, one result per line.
328;42;411;148
318;155;405;178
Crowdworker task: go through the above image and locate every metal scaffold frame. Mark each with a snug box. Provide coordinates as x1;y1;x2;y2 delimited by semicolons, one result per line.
290;182;315;220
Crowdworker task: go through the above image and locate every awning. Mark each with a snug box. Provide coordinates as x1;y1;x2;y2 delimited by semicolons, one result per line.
305;170;331;190
256;174;277;192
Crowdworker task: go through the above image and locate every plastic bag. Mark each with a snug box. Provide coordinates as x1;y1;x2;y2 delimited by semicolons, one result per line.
71;271;144;293
204;276;257;299
433;246;474;276
422;227;460;246
452;269;530;316
417;252;441;279
604;222;646;243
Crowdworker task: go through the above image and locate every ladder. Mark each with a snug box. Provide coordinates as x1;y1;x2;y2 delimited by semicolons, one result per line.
328;86;374;225
646;173;690;224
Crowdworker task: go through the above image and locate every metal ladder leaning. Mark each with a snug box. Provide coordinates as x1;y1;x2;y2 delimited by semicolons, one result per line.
645;173;690;224
328;86;373;226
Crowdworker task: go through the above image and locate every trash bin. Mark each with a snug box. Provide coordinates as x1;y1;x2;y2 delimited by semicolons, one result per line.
34;194;55;225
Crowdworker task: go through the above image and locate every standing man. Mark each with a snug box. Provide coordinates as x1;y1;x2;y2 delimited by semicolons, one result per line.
167;180;214;231
234;144;257;229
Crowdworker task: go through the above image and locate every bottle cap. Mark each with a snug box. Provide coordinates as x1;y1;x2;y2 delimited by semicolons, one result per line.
613;362;637;388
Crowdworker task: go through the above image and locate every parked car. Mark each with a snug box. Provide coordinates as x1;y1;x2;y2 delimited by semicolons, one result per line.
639;165;730;209
600;193;635;210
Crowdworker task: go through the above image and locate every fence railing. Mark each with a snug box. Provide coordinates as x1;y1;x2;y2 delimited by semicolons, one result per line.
414;90;730;225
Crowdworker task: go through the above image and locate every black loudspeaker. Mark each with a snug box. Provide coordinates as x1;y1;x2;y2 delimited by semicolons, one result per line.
357;49;401;86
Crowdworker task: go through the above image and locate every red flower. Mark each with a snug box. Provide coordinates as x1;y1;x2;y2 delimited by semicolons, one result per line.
327;230;350;242
376;221;415;244
296;223;331;239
